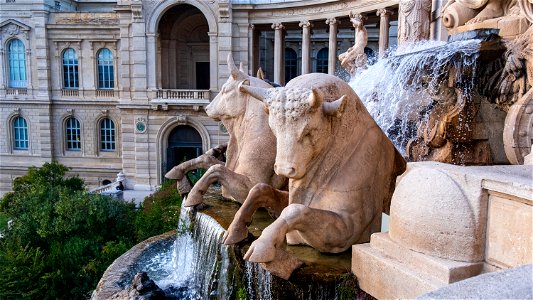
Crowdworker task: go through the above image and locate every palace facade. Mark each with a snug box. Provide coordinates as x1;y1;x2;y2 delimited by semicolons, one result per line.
0;0;446;194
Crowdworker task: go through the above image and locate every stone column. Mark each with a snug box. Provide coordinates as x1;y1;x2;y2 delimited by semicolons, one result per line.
326;17;339;75
377;8;394;58
272;23;284;84
299;20;312;74
398;0;432;45
249;24;255;75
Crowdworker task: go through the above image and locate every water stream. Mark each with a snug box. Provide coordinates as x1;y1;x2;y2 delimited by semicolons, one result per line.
350;39;483;153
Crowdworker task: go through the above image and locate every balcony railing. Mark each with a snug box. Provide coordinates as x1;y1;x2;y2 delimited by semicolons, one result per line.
6;88;27;95
156;89;210;100
96;89;115;98
61;89;79;97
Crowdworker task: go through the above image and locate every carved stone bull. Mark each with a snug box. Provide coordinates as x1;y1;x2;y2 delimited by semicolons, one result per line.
165;55;287;208
224;73;406;279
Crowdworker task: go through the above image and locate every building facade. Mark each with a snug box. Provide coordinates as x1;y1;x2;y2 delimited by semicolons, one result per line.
0;0;425;194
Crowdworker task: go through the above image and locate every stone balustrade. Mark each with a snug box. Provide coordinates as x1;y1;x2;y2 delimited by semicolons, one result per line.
96;89;115;98
61;89;79;97
6;88;27;95
155;89;210;100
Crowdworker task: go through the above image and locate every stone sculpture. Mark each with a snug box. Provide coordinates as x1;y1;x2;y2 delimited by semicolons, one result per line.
398;0;432;44
165;55;287;206
338;13;368;76
441;0;523;29
224;73;406;279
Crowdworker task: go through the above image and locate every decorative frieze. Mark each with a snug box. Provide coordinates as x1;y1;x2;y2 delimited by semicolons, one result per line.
55;13;119;25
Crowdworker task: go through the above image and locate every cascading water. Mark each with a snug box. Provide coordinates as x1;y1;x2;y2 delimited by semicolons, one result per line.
143;201;233;299
350;38;483;153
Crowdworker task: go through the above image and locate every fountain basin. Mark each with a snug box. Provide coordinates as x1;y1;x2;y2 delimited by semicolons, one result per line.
93;187;367;299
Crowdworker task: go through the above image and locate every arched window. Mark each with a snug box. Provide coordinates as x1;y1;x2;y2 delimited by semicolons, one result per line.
7;39;27;88
65;117;81;151
13;116;29;150
316;48;329;73
97;48;114;89
62;48;79;89
285;48;298;82
100;118;115;151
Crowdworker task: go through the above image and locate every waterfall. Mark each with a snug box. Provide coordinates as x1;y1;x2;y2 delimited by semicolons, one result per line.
143;204;231;299
350;39;483;152
245;261;273;300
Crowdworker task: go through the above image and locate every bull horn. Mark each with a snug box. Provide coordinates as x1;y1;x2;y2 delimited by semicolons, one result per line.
308;88;323;109
227;53;241;79
256;67;265;80
239;84;270;102
323;95;347;117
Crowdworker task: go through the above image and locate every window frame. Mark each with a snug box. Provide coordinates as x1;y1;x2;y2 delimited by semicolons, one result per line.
65;117;82;151
62;48;79;89
316;47;329;74
12;116;29;150
99;117;116;152
96;48;114;90
284;47;298;83
7;38;27;88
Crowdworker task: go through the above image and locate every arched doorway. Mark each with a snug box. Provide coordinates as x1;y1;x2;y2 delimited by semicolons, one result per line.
158;4;210;89
165;125;203;174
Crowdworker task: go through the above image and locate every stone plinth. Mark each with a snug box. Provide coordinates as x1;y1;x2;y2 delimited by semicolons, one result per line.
352;162;533;299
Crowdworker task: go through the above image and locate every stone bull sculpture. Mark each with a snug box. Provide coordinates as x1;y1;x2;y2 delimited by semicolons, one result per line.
223;73;406;279
165;55;287;207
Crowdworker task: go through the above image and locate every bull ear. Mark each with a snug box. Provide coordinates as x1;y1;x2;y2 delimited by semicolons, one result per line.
239;62;246;73
308;88;323;110
323;95;347;118
239;84;269;102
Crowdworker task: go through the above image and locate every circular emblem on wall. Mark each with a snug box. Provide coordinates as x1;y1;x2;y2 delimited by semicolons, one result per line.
219;122;228;134
135;121;147;133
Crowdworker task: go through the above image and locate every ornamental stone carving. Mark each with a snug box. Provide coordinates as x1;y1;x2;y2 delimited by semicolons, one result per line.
398;0;432;45
0;19;30;42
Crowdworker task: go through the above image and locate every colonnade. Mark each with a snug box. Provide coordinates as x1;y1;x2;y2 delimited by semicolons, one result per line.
254;7;395;84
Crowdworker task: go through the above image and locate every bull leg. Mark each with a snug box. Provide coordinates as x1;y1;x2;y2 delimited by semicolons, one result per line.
165;148;225;181
184;164;254;207
243;204;350;279
223;183;288;245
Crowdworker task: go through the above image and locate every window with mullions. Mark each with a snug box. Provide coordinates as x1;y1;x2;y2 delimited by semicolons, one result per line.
100;118;115;151
65;117;81;151
316;48;328;74
8;39;27;88
97;48;114;89
13;116;29;150
285;48;298;82
62;48;79;89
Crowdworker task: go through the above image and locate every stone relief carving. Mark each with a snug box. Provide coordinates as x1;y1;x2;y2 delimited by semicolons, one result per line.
55;13;119;25
0;19;30;42
398;0;432;44
441;0;522;29
226;73;406;279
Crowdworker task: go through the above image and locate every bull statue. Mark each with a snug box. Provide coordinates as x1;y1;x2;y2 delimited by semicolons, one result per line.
165;55;287;208
224;73;406;279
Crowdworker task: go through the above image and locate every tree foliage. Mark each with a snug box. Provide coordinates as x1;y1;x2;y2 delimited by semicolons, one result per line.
0;162;138;299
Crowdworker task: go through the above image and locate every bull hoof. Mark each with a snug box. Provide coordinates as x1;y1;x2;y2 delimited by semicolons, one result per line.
257;248;303;280
165;167;184;180
243;238;277;263
183;191;203;207
222;223;249;245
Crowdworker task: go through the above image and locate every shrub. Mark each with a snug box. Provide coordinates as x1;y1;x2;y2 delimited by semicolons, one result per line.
135;179;182;242
0;162;137;299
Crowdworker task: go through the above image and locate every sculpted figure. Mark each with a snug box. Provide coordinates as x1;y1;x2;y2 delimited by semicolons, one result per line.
224;73;406;279
338;13;368;76
165;55;287;206
441;0;519;28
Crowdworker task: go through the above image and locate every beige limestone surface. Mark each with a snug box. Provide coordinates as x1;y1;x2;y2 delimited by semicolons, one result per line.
224;73;406;279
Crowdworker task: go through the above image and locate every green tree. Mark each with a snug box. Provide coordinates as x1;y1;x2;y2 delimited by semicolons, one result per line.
0;162;137;299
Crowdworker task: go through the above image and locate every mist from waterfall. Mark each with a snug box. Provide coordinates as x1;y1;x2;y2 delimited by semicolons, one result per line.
350;39;482;153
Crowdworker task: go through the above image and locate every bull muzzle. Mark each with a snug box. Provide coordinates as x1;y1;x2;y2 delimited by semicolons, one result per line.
274;163;297;178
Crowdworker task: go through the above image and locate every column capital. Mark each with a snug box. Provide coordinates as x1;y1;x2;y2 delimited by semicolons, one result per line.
325;17;340;26
377;8;394;18
271;23;284;30
299;20;312;28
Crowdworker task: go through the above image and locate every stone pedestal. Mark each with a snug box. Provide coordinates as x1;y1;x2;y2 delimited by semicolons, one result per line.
352;162;533;299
